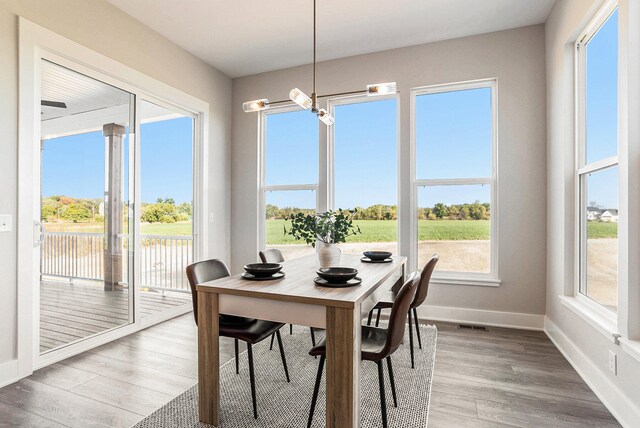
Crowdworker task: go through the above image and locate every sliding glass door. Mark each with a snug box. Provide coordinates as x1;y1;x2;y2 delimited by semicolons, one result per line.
39;60;134;352
37;60;196;356
138;100;195;318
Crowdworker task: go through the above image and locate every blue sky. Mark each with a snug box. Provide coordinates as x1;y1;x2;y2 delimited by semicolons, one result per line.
334;99;397;209
42;117;193;204
265;110;318;186
585;9;618;209
265;99;398;209
586;10;618;164
42;131;107;200
416;88;492;181
265;88;492;210
139;117;193;204
43;9;618;212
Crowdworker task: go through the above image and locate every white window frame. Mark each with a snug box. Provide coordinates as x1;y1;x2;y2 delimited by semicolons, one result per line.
326;93;400;250
258;104;319;252
410;79;499;286
17;18;210;376
573;0;619;318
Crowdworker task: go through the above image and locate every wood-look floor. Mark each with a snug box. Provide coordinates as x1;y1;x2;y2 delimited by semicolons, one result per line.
40;280;191;352
428;323;620;427
0;314;620;427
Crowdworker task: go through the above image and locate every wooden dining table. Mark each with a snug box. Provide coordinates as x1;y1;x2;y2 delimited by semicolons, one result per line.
196;253;407;427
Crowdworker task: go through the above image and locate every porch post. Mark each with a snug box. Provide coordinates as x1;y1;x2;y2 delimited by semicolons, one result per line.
103;123;125;291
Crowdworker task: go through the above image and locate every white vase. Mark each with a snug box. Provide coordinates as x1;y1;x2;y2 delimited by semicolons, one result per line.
317;242;341;268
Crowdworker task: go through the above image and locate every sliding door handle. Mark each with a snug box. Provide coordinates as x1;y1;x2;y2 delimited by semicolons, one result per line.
34;220;45;247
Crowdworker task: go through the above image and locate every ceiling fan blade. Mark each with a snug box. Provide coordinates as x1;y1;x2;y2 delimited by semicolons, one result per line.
41;100;67;109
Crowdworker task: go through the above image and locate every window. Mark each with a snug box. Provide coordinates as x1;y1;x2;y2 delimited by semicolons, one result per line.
261;107;318;259
331;97;398;254
577;6;618;312
260;98;398;258
413;81;497;279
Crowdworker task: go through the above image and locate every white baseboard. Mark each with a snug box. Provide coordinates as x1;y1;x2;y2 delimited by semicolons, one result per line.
0;359;18;388
415;304;545;330
545;317;640;427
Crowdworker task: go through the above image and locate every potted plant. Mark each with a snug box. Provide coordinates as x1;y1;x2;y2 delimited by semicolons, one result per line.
286;209;361;267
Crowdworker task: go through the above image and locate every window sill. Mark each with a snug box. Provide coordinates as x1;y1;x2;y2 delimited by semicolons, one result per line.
559;295;619;342
430;276;501;287
619;338;640;364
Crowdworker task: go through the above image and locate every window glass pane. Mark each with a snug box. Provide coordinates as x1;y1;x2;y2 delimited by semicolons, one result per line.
585;10;618;164
139;100;194;311
40;59;133;352
265;109;318;185
334;99;397;254
265;190;317;260
140;102;194;235
416;87;492;179
582;167;618;312
417;185;491;273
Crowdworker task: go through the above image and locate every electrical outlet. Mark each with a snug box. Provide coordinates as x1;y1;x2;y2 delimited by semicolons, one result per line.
209;212;214;222
608;350;617;375
0;215;11;232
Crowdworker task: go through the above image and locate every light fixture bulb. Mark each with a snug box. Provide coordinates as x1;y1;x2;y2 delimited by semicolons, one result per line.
317;109;334;125
366;82;397;96
289;88;313;110
242;99;270;112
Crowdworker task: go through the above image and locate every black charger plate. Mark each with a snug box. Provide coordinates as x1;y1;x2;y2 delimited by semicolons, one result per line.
361;257;393;264
314;276;362;287
241;271;285;281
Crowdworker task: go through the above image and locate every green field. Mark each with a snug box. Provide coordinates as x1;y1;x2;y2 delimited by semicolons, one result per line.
267;219;618;244
43;219;618;242
267;219;491;244
587;221;618;239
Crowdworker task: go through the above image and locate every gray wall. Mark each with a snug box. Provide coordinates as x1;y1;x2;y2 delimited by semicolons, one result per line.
545;0;640;422
0;0;232;367
231;25;547;317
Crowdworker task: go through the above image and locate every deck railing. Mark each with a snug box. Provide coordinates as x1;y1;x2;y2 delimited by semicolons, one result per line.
139;234;193;292
40;232;193;293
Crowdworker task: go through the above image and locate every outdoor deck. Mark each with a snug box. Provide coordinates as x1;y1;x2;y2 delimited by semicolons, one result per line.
40;280;191;353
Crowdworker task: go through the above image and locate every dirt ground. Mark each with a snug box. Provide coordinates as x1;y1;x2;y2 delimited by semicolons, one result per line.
585;238;617;310
268;240;489;272
268;239;618;311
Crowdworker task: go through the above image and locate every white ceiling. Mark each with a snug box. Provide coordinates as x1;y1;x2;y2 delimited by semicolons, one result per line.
41;60;131;122
41;60;182;139
106;0;556;78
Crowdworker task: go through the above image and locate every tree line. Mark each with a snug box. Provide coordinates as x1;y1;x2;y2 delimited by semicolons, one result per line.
419;202;490;220
42;196;102;223
140;198;192;223
266;202;490;221
41;196;192;224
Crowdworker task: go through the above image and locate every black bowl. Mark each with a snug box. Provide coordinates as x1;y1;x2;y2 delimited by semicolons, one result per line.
363;251;392;261
243;263;282;278
316;267;358;283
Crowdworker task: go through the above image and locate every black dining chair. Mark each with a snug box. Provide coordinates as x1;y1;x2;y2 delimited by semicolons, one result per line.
368;254;439;368
186;259;290;419
306;271;420;428
259;249;321;348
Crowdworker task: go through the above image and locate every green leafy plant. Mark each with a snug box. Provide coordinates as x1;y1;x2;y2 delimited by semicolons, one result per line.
286;209;361;247
61;203;91;223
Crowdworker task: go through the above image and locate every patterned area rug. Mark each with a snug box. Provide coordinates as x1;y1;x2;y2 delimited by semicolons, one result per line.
133;323;437;427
